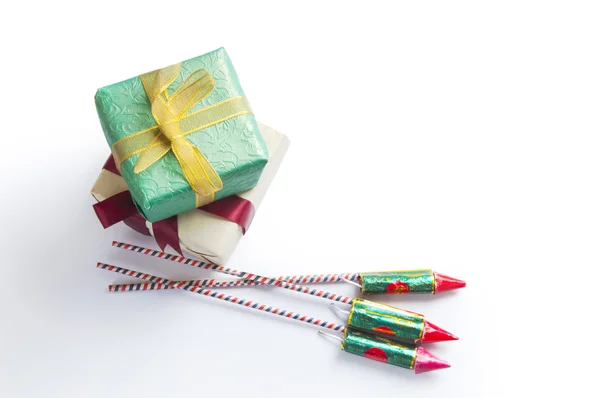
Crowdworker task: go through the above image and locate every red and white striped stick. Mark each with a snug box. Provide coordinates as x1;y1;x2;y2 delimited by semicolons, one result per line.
112;241;359;287
112;241;355;304
97;262;346;332
109;278;259;292
108;270;359;292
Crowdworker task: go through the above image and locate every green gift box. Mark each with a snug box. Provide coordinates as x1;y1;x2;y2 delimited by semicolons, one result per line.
94;48;269;222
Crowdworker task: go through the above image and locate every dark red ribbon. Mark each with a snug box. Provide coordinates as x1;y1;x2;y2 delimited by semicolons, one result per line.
93;191;139;231
122;213;152;237
152;216;181;254
103;155;120;175
93;155;255;255
201;195;255;234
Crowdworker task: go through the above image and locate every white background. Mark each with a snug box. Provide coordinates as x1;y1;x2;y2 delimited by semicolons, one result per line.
1;1;599;397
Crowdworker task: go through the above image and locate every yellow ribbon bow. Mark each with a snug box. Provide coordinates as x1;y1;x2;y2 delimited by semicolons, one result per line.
111;63;252;204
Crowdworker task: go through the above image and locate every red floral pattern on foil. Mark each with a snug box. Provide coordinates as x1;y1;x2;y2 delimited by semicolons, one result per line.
386;281;410;294
364;348;388;363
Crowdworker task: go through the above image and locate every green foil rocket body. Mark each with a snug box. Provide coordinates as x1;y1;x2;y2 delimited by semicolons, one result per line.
94;48;269;222
342;329;417;370
360;270;435;294
348;299;425;343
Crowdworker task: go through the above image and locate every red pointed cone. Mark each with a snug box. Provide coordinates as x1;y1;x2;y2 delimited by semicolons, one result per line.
434;272;466;293
421;321;459;343
414;347;451;374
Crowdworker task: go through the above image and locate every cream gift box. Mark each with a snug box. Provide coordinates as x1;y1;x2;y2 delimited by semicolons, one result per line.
91;122;289;264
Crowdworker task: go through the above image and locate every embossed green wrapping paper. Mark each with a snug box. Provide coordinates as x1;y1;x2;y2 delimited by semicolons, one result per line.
95;48;268;222
342;329;417;370
348;299;425;343
360;270;435;294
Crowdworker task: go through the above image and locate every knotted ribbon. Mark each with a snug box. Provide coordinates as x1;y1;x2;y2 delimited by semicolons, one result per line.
111;63;252;206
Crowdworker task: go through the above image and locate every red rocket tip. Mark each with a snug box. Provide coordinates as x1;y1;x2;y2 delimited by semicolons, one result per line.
421;321;459;343
414;347;451;374
434;273;466;293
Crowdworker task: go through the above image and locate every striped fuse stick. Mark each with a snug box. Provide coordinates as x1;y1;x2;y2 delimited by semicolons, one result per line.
112;241;359;286
111;243;466;296
109;270;359;292
112;241;355;304
97;262;345;332
109;278;259;292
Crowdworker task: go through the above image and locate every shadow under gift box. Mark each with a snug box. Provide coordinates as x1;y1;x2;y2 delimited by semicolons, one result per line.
95;47;269;222
91;122;289;265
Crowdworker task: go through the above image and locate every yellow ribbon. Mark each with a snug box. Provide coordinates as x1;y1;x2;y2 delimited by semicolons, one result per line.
111;63;253;205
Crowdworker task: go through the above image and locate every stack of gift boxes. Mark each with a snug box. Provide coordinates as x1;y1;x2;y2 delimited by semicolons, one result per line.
91;48;289;263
